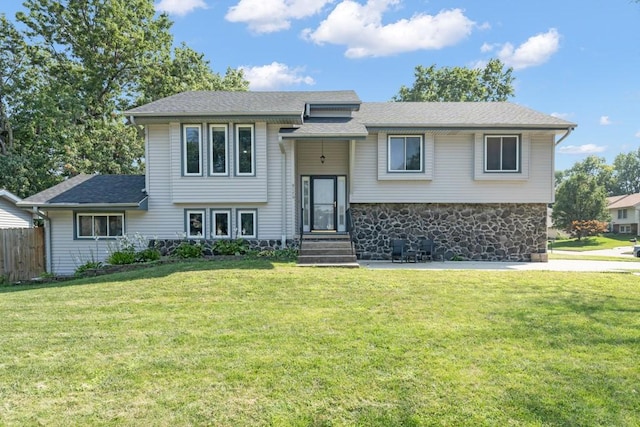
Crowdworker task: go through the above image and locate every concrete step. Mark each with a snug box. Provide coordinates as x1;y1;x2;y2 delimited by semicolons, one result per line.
298;254;358;264
301;241;353;250
300;248;355;256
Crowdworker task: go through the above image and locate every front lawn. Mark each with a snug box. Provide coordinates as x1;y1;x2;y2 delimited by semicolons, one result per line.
550;233;637;251
1;260;639;426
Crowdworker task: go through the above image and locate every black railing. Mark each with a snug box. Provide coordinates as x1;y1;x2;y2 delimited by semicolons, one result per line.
346;208;355;254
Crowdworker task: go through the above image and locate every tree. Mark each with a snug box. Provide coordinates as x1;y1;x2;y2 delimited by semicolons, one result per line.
552;172;610;239
0;0;248;197
612;148;640;195
561;155;616;196
138;43;248;106
393;59;515;102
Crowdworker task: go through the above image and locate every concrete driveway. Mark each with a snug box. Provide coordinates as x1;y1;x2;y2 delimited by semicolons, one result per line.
360;245;640;272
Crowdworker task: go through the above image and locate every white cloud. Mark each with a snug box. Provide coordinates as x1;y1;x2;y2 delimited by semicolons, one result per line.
240;62;315;90
497;28;560;70
635;131;640;138
557;144;607;155
226;0;334;33
303;1;475;58
155;0;207;16
550;112;571;120
599;116;612;125
480;42;495;53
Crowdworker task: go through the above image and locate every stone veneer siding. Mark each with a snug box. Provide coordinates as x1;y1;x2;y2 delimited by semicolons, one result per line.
350;203;548;262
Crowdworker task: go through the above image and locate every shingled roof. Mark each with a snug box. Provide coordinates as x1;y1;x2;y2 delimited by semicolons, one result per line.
19;174;147;209
354;102;575;129
607;193;640;209
126;90;361;117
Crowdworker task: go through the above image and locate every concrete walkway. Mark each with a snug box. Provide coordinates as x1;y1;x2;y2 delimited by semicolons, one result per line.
360;246;640;272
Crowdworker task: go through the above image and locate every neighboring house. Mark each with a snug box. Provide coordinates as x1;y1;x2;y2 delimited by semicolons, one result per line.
606;193;640;235
19;90;576;275
0;189;32;228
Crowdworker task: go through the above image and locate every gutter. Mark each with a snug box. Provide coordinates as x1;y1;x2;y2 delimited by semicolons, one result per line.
278;137;287;247
555;127;575;146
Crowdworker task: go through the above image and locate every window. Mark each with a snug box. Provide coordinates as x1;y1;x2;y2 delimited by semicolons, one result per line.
186;209;205;238
388;136;422;172
238;210;256;238
485;135;520;172
209;125;228;175
236;124;254;175
183;124;202;176
620;225;632;234
76;213;123;239
618;209;628;220
211;210;231;238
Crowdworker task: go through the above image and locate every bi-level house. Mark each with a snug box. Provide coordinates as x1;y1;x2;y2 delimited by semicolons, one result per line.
19;90;576;274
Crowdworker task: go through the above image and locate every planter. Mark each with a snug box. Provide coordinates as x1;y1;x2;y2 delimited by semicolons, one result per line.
530;252;548;262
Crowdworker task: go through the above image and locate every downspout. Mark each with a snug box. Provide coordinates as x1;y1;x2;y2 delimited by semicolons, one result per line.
278;137;287;247
31;207;52;274
554;127;574;146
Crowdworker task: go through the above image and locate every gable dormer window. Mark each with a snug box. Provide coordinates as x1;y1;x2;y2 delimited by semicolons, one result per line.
236;124;254;176
183;124;202;176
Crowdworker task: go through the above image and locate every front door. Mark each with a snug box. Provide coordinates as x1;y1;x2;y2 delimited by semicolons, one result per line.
311;177;336;232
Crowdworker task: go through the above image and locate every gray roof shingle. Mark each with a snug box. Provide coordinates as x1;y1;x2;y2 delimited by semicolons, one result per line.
279;118;369;139
19;174;146;207
354;102;576;129
126;90;361;117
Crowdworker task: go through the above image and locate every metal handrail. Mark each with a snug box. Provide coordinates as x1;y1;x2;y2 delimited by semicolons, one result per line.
299;208;304;251
346;208;355;254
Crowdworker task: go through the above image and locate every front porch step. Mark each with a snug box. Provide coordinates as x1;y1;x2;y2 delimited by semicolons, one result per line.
297;234;358;266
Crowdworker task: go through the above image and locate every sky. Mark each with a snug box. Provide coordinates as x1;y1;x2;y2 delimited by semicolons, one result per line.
2;0;639;171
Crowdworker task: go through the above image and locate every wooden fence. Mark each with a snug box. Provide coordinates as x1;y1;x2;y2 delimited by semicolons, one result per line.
0;227;45;283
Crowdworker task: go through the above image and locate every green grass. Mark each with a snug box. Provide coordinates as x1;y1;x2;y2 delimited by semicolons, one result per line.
1;260;639;426
550;234;637;251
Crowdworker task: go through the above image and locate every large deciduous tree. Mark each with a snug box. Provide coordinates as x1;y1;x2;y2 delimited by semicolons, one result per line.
393;59;515;102
552;172;610;239
612;148;640;195
1;0;247;197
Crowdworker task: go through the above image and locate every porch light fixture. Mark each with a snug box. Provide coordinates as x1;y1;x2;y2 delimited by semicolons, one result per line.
320;139;326;164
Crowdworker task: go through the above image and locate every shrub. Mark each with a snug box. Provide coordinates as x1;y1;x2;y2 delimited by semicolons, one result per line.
174;241;203;259
107;250;136;265
256;248;298;260
136;248;161;263
213;239;249;256
570;220;609;240
75;261;103;276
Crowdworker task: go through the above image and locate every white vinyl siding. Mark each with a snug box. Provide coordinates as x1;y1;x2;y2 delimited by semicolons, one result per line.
0;198;32;228
351;132;552;203
169;122;268;203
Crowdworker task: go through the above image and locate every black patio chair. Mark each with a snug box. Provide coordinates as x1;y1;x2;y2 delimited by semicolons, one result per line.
417;238;435;262
391;239;408;263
